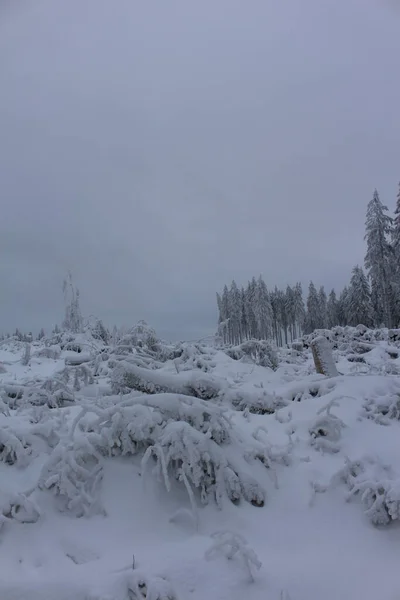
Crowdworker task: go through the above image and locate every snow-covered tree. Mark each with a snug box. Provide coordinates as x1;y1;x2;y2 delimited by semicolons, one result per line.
254;277;273;341
347;265;373;327
62;272;83;333
327;289;339;328
390;182;400;326
364;189;393;327
285;285;296;342
337;286;349;326
318;286;328;329
293;282;305;338
305;282;320;333
229;280;242;345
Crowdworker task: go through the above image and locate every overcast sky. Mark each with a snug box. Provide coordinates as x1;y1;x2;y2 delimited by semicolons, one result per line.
0;0;399;340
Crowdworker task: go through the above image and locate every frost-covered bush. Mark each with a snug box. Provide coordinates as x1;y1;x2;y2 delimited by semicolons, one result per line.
335;457;400;525
59;364;94;390
250;426;293;471
0;427;33;466
225;340;278;370
39;392;266;515
227;387;287;414
38;437;104;517
142;420;264;508
112;321;161;357
363;393;400;423
173;343;217;373
104;571;179;600
205;531;262;583
0;491;40;530
309;400;345;454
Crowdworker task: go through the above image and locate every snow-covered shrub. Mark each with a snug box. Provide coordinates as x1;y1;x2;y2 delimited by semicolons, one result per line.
0;491;40;530
227;387;287;414
0;427;33;466
173;343;216;373
142;420;265;508
89;319;110;345
31;376;75;408
309;400;345;454
225;339;278;370
42;392;265;514
335;457;400;525
38;437;104;517
251;426;293;471
30;406;69;448
363;393;400;423
205;531;262;583
60;364;94;390
108;570;179;600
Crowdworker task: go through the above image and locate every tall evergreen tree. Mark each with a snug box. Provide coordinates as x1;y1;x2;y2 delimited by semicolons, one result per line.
255;277;273;340
285;285;296;342
327;289;339;328
293;282;305;338
229;280;242;345
221;285;231;344
364;189;393;327
390;182;400;326
337;286;349;326
305;282;319;333
240;287;248;341
347;265;373;327
318;286;328;329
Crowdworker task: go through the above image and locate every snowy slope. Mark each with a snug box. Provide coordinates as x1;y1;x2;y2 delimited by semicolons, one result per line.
0;332;400;600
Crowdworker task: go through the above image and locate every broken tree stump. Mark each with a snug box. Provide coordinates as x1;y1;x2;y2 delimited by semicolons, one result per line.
311;336;338;377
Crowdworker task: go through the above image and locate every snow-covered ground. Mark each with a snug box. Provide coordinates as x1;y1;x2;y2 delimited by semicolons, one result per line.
1;327;400;600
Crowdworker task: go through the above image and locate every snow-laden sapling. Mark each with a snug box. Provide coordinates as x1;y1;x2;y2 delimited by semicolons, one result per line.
335;456;400;525
205;531;262;583
0;427;33;466
142;421;265;508
38;436;104;517
247;426;292;489
0;491;40;531
228;387;287;415
363;386;400;424
117;570;179;600
309;398;345;454
225;339;278;370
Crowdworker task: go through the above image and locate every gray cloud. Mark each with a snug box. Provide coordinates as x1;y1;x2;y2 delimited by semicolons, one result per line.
0;0;399;339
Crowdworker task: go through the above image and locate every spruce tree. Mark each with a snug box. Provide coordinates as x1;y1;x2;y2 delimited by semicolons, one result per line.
318;286;328;329
327;289;339;328
347;265;373;327
293;283;305;337
391;182;400;326
256;276;273;340
364;189;393;327
337;287;349;326
229;281;242;344
305;282;319;333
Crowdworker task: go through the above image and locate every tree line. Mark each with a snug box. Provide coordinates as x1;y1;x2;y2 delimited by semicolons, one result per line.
217;184;400;346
